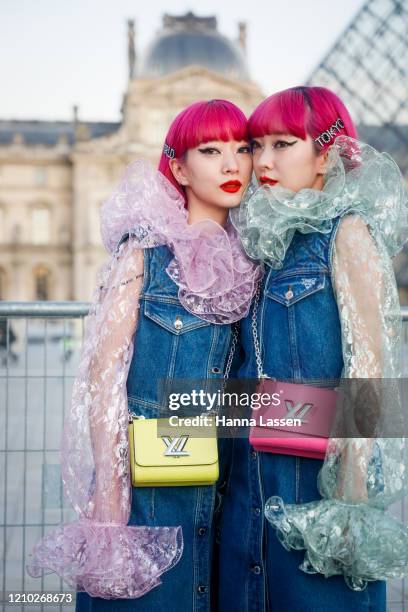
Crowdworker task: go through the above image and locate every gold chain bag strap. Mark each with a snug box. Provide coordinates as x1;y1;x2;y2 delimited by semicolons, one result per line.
128;325;239;487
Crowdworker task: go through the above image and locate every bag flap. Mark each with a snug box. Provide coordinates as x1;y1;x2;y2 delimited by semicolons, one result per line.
253;379;337;436
131;418;218;467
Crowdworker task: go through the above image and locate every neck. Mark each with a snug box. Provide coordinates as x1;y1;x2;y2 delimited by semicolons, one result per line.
312;174;325;191
186;194;229;227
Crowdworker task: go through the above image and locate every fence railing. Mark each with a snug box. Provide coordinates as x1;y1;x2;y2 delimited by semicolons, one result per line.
1;302;408;612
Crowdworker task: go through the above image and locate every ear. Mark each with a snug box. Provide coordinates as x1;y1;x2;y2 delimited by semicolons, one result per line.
169;158;190;187
316;149;330;176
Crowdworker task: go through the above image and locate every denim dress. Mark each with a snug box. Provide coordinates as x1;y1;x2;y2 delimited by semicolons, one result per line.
77;245;233;612
216;222;387;611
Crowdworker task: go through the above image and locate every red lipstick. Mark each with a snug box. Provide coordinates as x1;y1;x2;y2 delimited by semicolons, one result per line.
260;176;278;186
220;180;242;193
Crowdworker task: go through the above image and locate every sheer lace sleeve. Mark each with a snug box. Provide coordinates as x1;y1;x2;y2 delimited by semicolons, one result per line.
86;240;144;524
265;215;408;591
328;215;382;504
333;215;383;377
26;237;183;598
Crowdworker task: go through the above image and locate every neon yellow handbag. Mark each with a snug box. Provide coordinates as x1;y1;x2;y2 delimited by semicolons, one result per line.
128;415;219;487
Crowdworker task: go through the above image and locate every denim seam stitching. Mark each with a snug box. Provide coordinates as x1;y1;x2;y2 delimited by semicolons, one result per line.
142;295;180;304
150;487;155;519
217;326;232;377
295;457;300;504
328;214;347;273
128;396;168;410
288;307;301;381
167;334;178;387
256;450;266;610
205;324;218;388
192;486;202;612
206;484;217;611
223;437;235;499
271;268;329;280
244;443;252;612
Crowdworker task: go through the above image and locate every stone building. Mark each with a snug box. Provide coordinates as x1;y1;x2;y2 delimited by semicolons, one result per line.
1;10;407;304
0;12;263;301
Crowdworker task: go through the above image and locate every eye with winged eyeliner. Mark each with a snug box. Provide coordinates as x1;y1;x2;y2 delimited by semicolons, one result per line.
251;139;298;151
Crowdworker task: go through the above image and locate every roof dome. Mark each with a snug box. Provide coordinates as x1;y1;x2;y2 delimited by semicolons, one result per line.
141;12;249;80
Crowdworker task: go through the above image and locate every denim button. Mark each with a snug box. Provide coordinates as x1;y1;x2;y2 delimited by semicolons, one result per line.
211;366;221;373
197;585;207;593
285;289;294;300
173;316;183;330
252;507;261;516
251;564;261;574
198;527;206;536
251;450;257;459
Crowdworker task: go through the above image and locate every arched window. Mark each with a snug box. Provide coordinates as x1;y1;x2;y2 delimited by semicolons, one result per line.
34;265;51;301
31;206;51;244
35;166;47;187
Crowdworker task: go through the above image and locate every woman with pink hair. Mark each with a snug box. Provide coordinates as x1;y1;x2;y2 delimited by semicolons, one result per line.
217;86;408;610
26;99;262;610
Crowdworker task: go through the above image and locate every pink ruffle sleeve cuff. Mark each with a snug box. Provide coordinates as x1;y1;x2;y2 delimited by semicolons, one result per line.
26;240;183;598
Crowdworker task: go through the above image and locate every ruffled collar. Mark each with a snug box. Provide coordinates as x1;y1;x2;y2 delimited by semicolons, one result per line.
231;136;408;268
100;160;262;324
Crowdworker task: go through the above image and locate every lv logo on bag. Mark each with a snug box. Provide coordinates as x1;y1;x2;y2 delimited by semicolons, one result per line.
284;400;314;423
161;435;190;457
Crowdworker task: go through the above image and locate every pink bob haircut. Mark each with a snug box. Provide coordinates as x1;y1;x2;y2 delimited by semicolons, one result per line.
158;99;249;206
249;86;357;153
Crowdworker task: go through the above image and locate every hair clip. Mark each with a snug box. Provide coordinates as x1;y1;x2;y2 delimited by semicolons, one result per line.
314;118;345;148
164;143;175;159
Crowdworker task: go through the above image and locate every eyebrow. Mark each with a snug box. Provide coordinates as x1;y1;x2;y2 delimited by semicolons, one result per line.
251;134;293;140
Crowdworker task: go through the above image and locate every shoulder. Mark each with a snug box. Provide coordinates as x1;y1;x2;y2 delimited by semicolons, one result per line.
334;214;380;271
116;237;144;269
335;214;372;251
338;214;368;232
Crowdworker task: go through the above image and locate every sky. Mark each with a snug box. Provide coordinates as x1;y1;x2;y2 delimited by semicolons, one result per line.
0;0;366;122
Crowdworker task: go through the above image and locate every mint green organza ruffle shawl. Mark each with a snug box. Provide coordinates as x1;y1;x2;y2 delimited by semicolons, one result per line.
231;136;408;266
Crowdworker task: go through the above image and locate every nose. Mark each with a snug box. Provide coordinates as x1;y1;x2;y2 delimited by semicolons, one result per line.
257;148;274;172
222;150;239;174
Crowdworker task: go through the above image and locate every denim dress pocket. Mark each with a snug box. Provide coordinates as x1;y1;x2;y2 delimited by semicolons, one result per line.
144;298;211;334
265;270;326;307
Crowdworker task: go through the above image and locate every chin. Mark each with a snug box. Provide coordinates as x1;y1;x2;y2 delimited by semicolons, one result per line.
219;194;242;209
227;200;241;209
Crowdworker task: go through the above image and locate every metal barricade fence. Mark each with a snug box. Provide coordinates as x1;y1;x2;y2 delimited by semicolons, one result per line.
0;302;408;612
0;303;88;612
